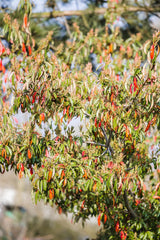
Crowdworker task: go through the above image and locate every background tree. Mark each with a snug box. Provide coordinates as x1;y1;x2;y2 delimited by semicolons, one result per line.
0;0;160;43
0;0;160;239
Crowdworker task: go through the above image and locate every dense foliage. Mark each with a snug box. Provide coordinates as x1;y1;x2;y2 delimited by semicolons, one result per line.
0;0;160;239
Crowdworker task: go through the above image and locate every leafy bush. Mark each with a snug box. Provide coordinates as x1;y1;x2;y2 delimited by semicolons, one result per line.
0;1;159;239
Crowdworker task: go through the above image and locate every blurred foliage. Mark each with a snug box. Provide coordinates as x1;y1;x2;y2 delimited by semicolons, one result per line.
0;0;160;44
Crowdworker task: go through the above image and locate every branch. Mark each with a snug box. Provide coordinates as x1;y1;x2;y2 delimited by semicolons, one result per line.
55;2;71;38
100;126;109;143
86;141;106;147
31;8;107;18
100;126;114;154
125;167;134;172
124;189;138;219
100;148;111;157
30;6;160;18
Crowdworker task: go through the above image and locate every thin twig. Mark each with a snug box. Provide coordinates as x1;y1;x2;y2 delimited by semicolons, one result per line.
55;2;72;38
124;189;138;219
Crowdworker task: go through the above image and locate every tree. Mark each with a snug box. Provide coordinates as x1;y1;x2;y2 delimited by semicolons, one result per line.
0;0;160;239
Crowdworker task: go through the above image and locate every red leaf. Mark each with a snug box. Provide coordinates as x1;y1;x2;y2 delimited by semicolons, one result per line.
99;176;103;184
95;118;97;128
30;167;33;175
28;45;32;55
0;59;2;71
115;221;120;233
63;108;66;115
97;213;101;226
130;83;133;94
135;199;141;206
32;92;37;103
116;75;120;81
133;77;138;91
82;151;85;157
120;230;127;240
0;41;5;55
150;44;154;60
145;122;151;132
21;163;24;172
22;43;26;53
107;161;114;169
13;117;18;124
45;149;49;157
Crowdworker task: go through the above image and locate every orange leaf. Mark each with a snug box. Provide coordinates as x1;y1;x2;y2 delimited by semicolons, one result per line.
22;43;26;53
18;170;23;179
28;149;32;159
109;43;113;53
48;170;52;182
143;183;146;192
2;65;5;74
67;105;70;117
155;182;160;191
58;206;62;214
93;182;97;192
126;126;129;138
41;113;45;121
60;116;63;123
153;196;160;199
61;170;65;180
1;148;6;159
63;178;67;187
24;13;28;27
104;214;107;224
49;189;54;200
81;200;85;209
111;93;114;102
97;213;101;226
83;169;87;179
